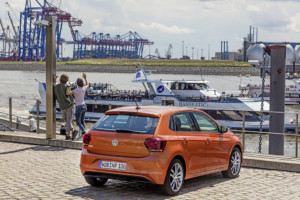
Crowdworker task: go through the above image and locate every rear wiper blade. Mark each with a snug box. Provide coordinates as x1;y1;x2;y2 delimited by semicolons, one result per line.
116;129;140;133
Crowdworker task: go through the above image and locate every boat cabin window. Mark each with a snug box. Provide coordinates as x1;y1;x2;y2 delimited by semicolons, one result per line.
194;83;208;90
170;82;178;90
286;93;300;98
170;82;207;90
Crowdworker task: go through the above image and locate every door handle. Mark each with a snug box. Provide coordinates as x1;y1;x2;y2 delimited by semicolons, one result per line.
206;139;211;144
183;138;188;145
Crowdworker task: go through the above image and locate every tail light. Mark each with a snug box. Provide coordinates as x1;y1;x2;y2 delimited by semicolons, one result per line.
144;138;167;152
83;133;91;146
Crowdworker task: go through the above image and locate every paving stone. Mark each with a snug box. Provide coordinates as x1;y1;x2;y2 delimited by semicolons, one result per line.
0;141;299;199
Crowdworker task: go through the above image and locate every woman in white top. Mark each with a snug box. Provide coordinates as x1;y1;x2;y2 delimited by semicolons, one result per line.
67;73;89;134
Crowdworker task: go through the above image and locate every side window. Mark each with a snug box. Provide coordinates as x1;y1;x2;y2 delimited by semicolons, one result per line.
169;112;196;132
191;112;219;133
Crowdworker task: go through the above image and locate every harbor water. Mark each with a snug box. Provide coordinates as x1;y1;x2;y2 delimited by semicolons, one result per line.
1;70;299;116
0;70;299;156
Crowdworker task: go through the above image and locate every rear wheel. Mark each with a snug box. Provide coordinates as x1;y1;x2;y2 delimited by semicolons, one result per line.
161;158;184;196
84;176;108;186
222;147;242;178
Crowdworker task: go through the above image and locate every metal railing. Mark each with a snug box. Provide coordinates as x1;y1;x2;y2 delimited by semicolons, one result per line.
231;110;299;158
0;98;46;133
1;97;299;157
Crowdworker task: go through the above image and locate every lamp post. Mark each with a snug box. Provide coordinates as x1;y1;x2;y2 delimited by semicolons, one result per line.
192;47;194;60
182;41;184;58
186;47;188;58
35;17;57;139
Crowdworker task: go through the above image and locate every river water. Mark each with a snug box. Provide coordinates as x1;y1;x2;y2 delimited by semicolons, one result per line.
1;70;299;116
0;70;299;156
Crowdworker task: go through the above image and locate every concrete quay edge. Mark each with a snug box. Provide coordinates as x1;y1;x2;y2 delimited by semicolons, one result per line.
0;132;82;149
0;131;299;173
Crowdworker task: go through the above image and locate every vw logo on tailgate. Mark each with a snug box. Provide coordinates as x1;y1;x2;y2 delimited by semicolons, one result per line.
112;139;118;147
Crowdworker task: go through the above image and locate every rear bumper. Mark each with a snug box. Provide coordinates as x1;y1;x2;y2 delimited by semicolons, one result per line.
84;171;153;184
80;149;169;184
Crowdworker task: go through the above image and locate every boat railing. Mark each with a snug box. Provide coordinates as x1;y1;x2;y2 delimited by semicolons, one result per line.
86;92;155;101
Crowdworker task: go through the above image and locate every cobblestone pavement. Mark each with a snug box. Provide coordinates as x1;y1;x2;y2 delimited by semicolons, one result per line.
0;141;299;200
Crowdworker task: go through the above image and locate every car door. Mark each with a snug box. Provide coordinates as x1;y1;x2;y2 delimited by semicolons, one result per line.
170;112;207;175
190;111;231;171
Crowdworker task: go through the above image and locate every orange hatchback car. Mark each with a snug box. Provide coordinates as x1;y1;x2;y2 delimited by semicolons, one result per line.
80;106;243;195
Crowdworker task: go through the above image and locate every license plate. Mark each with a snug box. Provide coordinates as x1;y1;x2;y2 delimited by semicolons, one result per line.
99;161;126;171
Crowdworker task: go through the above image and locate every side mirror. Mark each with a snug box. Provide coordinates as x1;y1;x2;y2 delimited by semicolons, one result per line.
219;125;228;134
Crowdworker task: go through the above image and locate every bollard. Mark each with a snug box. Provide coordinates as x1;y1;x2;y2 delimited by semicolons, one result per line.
36;100;40;134
268;46;286;155
296;113;298;158
16;116;20;130
242;111;245;149
9;98;12;128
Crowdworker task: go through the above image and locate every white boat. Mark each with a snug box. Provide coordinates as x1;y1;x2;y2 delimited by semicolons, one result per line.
30;69;297;131
239;79;300;105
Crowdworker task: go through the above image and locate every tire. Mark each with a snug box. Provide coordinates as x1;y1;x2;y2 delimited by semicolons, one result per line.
84;176;108;187
222;147;242;178
161;158;184;196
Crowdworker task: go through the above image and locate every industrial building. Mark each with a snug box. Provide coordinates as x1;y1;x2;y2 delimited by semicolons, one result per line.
214;41;243;62
215;26;300;74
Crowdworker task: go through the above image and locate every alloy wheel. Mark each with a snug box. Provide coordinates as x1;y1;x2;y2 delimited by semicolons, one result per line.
230;150;241;176
169;162;183;192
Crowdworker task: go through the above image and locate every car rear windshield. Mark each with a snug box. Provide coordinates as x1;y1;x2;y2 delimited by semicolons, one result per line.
92;114;159;135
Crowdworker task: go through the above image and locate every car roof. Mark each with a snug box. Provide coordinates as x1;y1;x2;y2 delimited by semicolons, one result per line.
105;106;198;117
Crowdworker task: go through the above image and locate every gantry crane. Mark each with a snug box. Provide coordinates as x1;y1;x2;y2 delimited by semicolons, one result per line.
2;0;153;60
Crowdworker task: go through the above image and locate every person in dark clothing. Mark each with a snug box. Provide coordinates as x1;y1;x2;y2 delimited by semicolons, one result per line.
54;74;77;140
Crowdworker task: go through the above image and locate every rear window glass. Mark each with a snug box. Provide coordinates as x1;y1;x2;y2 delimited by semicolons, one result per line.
92;114;159;134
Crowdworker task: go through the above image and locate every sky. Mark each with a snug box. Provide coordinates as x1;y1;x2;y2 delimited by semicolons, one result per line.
1;0;300;59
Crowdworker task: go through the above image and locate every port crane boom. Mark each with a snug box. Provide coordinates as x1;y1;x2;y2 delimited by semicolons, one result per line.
0;18;6;37
8;12;18;37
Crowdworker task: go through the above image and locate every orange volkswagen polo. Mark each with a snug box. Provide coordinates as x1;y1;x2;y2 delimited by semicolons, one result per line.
80;106;243;195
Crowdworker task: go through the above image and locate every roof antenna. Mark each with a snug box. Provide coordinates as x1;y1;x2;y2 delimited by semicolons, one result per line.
135;100;141;110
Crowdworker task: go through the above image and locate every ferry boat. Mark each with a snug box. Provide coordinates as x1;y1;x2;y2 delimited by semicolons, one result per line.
30;69;296;131
239;79;300;105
